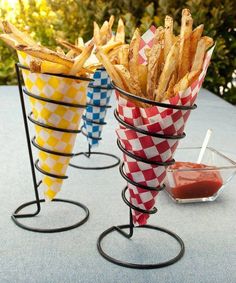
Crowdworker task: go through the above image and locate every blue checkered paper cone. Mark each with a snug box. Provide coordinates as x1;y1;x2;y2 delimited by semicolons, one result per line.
82;68;113;147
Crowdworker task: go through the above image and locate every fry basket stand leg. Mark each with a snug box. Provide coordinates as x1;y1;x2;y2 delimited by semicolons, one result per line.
11;63;90;233
97;85;197;269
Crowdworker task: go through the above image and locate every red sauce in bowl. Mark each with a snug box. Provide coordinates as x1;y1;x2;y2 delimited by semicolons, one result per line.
169;162;223;199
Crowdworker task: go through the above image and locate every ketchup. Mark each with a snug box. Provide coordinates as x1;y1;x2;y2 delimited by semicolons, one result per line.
168;162;223;199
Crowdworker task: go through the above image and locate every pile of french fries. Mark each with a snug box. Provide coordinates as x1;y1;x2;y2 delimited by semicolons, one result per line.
0;16;127;78
95;9;214;104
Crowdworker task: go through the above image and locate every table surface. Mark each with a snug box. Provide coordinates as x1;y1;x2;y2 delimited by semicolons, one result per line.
0;86;236;283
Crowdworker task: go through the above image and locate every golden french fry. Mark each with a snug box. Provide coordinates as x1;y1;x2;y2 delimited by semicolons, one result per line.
115;18;125;43
16;45;74;68
174;70;200;94
138;64;148;95
77;37;84;47
101;40;123;53
164;16;173;60
0;33;23;49
66;49;77;59
107;45;121;64
29;59;70;74
95;48;125;89
178;9;193;80
108;15;115;36
189;24;204;68
56;46;65;55
93;22;101;46
57;39;83;54
1;20;37;46
114;64;147;107
162;71;177;101
118;44;129;69
128;28;142;96
191;36;213;73
70;41;94;75
147;27;164;100
100;21;109;45
154;39;180;101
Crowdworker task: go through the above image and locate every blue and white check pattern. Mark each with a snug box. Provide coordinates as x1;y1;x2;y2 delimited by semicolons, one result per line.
82;68;113;147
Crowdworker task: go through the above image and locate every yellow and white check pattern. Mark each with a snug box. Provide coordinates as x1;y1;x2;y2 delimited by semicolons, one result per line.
18;51;88;200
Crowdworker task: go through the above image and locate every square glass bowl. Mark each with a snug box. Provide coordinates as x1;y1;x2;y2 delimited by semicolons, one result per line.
165;147;236;203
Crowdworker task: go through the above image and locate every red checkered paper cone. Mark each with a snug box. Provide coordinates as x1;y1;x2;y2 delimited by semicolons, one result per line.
17;51;88;200
116;28;214;225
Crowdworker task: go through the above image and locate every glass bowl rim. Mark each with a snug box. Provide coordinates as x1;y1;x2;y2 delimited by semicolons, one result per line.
168;146;236;172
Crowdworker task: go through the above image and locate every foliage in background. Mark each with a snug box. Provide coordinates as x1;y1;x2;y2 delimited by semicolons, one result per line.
0;0;235;104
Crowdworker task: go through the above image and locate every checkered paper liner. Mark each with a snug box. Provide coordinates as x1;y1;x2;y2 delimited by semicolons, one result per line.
17;51;88;200
82;68;113;147
116;30;214;225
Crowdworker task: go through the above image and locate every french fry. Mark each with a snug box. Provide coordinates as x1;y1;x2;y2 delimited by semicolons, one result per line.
108;15;115;37
29;59;70;74
95;48;125;89
56;46;65;55
128;28;142;96
57;39;83;54
178;9;193;80
154;39;180;101
162;71;177;100
189;24;204;68
174;70;200;94
16;45;74;68
0;33;23;49
147;27;164;100
164;16;173;60
70;41;94;75
100;21;109;45
93;22;101;46
0;20;37;46
77;37;84;48
115;18;125;43
118;44;129;69
138;64;148;95
101;40;123;53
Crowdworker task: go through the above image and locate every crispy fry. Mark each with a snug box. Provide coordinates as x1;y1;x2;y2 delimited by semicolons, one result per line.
93;22;101;46
29;59;70;74
56;46;65;55
154;39;180;101
16;45;74;68
57;39;83;54
70;41;94;75
115;18;125;43
147;27;164;100
77;37;84;47
118;44;129;69
108;15;115;36
0;33;23;49
164;16;173;60
138;64;148;95
174;70;200;94
0;20;36;46
100;21;109;45
204;36;214;50
178;9;193;80
189;24;204;68
128;28;143;96
162;71;177;100
101;40;123;53
95;48;125;89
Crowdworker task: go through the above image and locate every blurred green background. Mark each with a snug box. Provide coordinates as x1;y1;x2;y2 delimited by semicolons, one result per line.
0;0;236;104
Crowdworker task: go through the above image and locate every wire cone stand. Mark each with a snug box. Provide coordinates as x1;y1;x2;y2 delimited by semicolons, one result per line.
97;83;197;269
69;84;120;170
12;63;90;233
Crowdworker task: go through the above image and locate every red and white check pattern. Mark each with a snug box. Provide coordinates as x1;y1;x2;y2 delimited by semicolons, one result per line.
117;40;214;225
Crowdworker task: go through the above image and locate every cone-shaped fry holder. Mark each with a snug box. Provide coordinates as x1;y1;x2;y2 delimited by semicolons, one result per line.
12;63;90;233
70;68;120;170
97;83;197;269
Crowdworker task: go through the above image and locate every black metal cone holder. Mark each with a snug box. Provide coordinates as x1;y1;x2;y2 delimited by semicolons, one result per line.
97;82;197;269
12;63;90;233
69;83;120;170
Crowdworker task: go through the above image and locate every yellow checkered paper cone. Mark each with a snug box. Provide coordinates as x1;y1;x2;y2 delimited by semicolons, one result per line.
18;51;88;200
